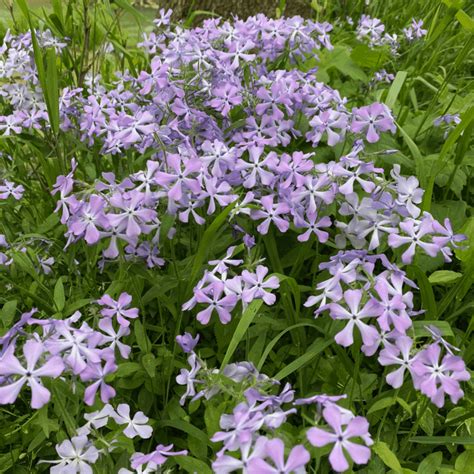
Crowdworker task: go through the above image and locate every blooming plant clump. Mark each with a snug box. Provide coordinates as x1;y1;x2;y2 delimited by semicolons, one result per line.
0;1;472;473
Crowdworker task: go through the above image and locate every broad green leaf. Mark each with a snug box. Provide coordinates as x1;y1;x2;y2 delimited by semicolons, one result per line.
428;270;462;285
141;353;156;378
417;452;442;474
221;299;263;368
175;456;212;474
1;300;17;327
367;396;397;415
412;321;454;338
456;10;474;32
455;450;474;473
373;441;402;473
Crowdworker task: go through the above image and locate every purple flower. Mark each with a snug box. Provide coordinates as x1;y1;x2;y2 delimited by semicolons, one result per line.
307;405;373;472
130;444;188;470
80;355;117;406
0;340;64;408
242;266;280;305
351;103;395;143
97;292;139;327
176;332;200;353
251;195;290;235
388;216;441;264
195;281;238;325
213;437;267;474
248;438;310;474
378;335;415;388
69;195;109;244
0;180;24;200
329;289;380;347
411;343;470;407
176;352;201;405
211;402;265;454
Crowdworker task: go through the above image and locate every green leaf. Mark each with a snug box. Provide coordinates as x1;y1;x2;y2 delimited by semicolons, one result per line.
412;321;454;338
410;436;474;445
53;277;65;312
141;353;156;378
188;201;237;293
45;48;59;135
51;383;77;437
372;441;403;473
1;300;17;327
134;320;151;353
428;270;462;285
417;452;442;474
456;10;474;32
396;123;423;183
273;338;333;380
257;322;322;371
455;450;474;473
351;44;388;69
408;265;437;319
174;455;212;474
221;299;263;368
157;419;213;448
385;71;408;108
367;396;397;415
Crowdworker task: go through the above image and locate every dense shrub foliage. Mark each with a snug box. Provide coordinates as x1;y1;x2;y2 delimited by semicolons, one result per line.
0;0;473;472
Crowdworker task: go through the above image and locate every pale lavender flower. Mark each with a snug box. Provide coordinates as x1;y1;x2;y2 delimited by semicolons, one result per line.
112;403;153;439
307;405;373;472
0;340;64;408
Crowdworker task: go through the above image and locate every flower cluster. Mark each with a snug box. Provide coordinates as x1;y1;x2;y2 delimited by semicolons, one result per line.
39;402;186;473
183;247;280;325
0;293;137;409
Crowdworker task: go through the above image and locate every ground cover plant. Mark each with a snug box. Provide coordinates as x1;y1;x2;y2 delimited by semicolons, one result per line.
0;0;473;472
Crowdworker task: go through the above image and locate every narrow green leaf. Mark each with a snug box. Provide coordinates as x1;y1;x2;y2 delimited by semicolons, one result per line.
408;265;437;319
157;419;213;447
385;71;408;108
134;320;151;353
274;338;333;380
410;436;474;445
257;322;323;371
51;383;76;437
45;48;60;135
188;201;237;292
221;300;263;368
53;277;65;312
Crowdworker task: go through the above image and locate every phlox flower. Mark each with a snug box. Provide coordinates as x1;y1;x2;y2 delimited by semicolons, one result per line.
242;265;280;305
247;437;310;474
411;343;470;408
307;405;373;472
351;103;395;143
112;403;153;439
329;289;380;347
97;292;139;327
0;340;64;408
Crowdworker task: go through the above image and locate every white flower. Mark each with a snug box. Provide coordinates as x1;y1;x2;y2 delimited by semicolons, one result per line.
112;403;153;439
40;435;99;474
77;404;116;435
